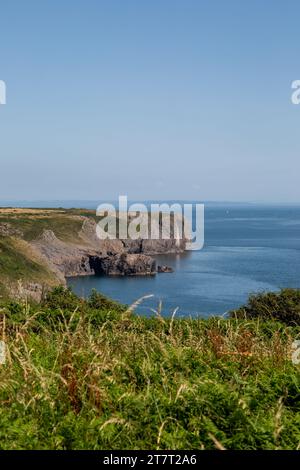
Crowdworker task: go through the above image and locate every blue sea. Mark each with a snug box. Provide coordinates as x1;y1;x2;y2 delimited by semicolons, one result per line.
2;201;300;317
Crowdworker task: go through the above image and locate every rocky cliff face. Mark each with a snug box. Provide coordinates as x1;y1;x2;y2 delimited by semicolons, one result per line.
121;238;185;254
0;211;186;300
32;228;158;278
30;215;184;280
90;253;156;276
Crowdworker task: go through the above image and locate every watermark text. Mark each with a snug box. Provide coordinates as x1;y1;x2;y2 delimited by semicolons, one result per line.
291;80;300;105
0;80;6;105
96;196;204;251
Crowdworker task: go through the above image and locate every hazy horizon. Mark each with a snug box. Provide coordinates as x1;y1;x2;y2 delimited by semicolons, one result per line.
1;198;300;207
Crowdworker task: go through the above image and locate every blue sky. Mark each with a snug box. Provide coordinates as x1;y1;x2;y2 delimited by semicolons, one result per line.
0;0;300;202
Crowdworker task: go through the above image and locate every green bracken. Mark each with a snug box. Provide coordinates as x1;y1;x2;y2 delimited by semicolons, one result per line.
0;287;299;450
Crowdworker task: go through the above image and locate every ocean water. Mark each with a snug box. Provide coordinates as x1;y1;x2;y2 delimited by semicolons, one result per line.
2;200;300;317
67;203;300;317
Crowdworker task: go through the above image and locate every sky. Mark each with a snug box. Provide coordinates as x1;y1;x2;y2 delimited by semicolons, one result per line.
0;0;300;202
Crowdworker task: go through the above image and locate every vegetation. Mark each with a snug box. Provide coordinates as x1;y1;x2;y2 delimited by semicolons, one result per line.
0;237;58;300
0;287;299;450
0;208;91;242
230;288;300;326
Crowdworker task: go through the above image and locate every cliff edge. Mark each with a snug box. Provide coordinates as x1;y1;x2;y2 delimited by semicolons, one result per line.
0;208;186;300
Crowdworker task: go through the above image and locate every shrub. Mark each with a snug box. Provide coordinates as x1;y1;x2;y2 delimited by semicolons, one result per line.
42;286;83;310
230;288;300;325
87;289;125;313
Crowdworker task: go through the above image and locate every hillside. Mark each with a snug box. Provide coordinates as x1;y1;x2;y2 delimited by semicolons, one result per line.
0;208;89;300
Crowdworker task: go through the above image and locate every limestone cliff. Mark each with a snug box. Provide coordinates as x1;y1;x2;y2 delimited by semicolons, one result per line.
0;208;187;300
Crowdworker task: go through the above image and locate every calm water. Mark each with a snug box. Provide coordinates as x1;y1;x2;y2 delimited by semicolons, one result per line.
66;203;300;317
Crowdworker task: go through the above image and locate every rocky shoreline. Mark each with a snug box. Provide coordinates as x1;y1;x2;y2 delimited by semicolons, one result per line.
0;214;186;300
32;218;184;280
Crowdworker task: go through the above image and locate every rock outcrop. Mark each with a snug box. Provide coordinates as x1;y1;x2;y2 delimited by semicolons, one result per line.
32;229;158;278
121;238;185;254
0;222;23;238
90;253;156;276
32;230;94;277
0;209;186;301
157;265;174;273
30;216;186;280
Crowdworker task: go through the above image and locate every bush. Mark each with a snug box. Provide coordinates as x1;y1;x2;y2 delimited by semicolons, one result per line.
38;287;124;329
42;286;84;310
87;289;125;313
230;288;300;325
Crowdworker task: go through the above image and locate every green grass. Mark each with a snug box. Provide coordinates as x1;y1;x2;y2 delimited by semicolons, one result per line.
0;238;45;279
0;288;299;450
0;215;85;242
0;237;57;298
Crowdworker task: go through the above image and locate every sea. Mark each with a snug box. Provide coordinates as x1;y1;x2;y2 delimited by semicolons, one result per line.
2;200;300;317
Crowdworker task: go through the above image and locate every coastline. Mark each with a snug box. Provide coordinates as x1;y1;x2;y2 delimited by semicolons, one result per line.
0;207;185;301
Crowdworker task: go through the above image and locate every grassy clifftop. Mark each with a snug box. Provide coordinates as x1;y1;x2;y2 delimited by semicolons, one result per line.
0;288;299;450
0;208;90;242
0;208;96;299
